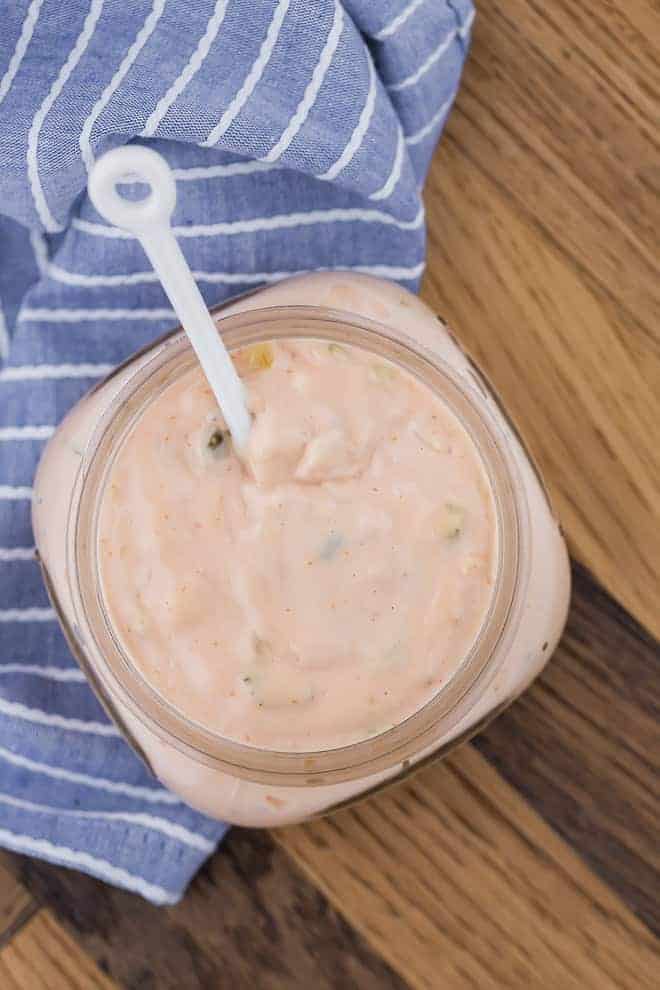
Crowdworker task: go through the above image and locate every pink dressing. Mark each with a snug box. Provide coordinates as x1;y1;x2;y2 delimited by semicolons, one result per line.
98;338;497;752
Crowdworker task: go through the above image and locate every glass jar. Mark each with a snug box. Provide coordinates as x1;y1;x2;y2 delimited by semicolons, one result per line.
33;273;570;826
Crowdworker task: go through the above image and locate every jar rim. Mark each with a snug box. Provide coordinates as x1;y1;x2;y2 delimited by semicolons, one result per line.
67;304;530;786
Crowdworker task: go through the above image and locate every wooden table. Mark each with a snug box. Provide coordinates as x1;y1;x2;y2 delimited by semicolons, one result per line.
1;2;658;986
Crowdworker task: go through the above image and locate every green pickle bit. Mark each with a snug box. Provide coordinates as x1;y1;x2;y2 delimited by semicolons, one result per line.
327;342;349;358
443;502;465;539
369;362;397;384
207;428;231;458
319;532;343;560
207;429;226;450
240;639;315;710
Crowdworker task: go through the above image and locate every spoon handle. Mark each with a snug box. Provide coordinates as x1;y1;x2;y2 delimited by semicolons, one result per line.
88;145;251;450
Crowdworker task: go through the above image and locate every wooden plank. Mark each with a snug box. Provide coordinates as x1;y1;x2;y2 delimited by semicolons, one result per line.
0;857;35;949
0;909;118;989
4;830;407;990
450;0;660;349
476;562;660;934
421;129;660;637
276;743;660;990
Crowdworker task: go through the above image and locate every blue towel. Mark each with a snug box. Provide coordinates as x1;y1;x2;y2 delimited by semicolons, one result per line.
0;0;473;903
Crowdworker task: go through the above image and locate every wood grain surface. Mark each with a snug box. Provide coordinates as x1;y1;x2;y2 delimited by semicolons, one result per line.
475;564;660;934
0;910;118;990
0;860;35;951
278;751;657;990
1;1;659;987
1;832;407;990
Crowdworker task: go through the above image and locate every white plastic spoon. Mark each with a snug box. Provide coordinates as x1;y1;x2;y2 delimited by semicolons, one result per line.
88;146;252;451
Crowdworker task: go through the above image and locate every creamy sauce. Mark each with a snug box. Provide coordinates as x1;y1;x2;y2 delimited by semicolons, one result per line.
98;338;497;751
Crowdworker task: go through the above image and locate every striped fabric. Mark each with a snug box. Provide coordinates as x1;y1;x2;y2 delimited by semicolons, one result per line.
0;0;473;902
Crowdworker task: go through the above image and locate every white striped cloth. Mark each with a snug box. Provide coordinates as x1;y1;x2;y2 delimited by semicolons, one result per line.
0;0;473;903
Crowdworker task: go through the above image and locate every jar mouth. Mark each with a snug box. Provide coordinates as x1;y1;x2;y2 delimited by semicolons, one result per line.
69;305;527;785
